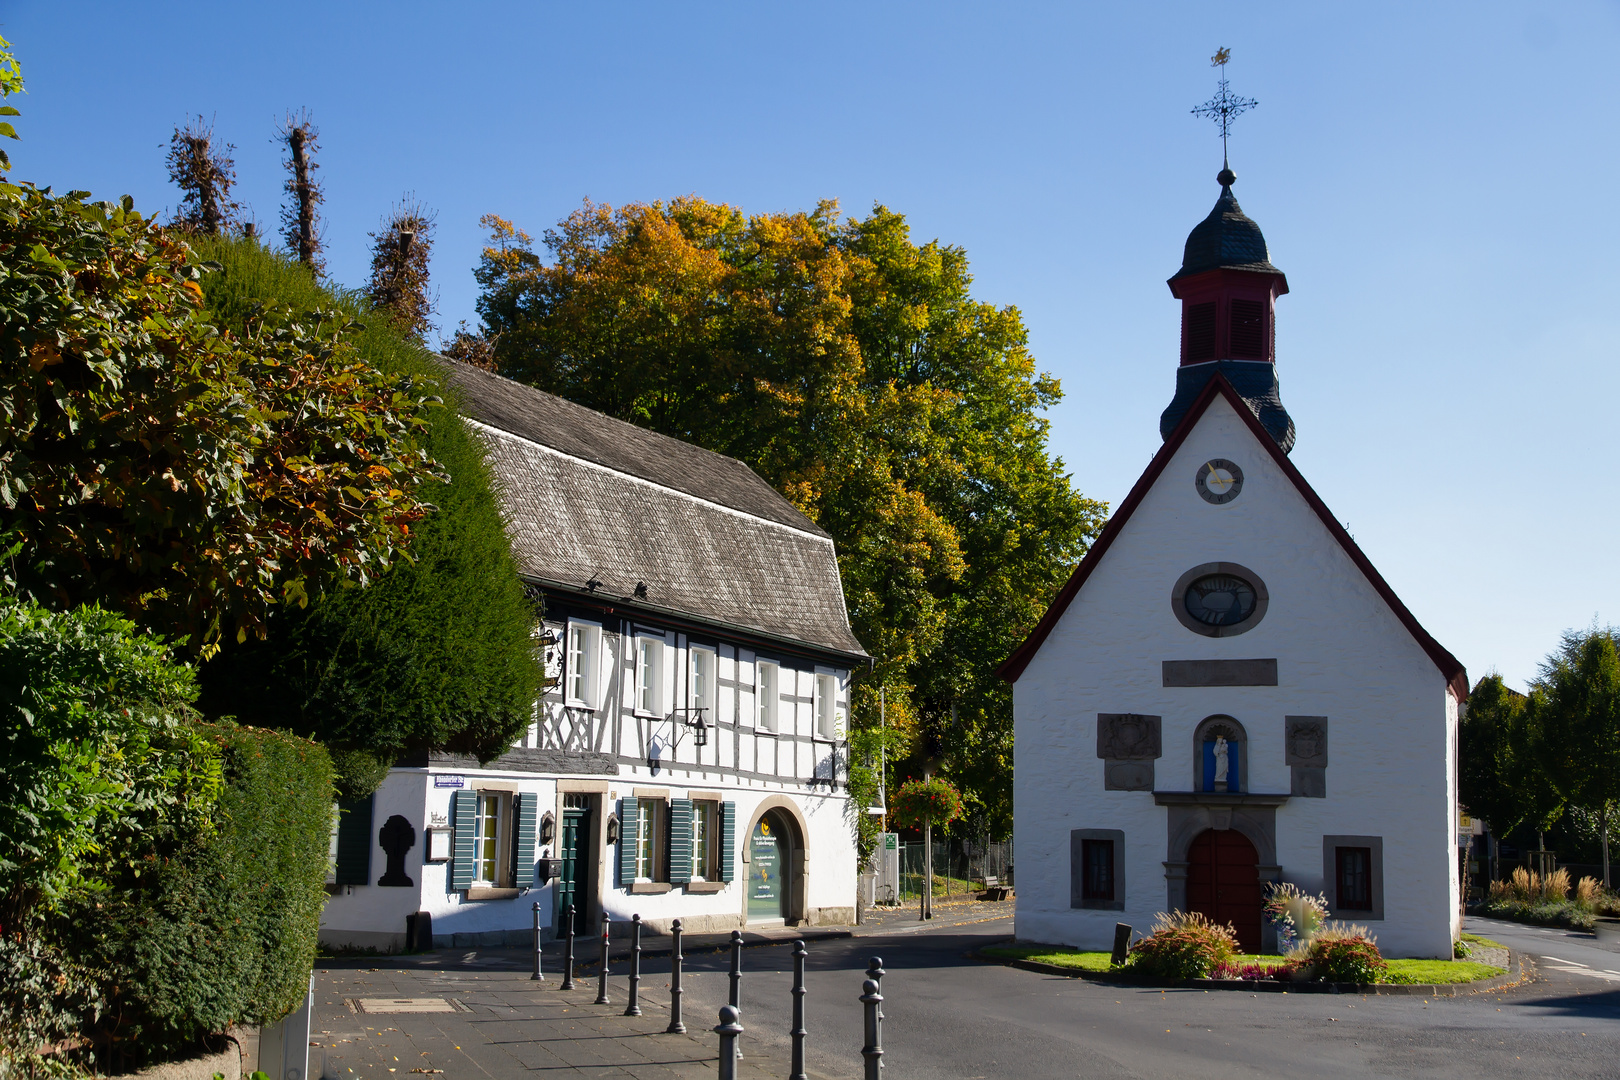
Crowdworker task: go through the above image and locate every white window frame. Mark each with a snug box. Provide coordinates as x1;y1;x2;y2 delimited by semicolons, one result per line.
691;798;718;881
756;661;779;733
690;647;717;720
815;672;839;740
566;622;601;708
635;798;665;882
635;634;666;716
473;790;510;887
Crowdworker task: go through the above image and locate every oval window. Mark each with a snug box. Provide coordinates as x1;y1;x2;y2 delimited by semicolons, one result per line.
1182;574;1258;627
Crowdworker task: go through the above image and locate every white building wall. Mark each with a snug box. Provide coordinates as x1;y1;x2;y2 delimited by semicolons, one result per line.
1014;395;1458;958
320;617;858;951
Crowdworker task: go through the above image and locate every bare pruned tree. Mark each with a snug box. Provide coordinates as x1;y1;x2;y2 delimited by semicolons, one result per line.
166;116;238;235
277;109;325;273
367;195;437;341
443;320;501;371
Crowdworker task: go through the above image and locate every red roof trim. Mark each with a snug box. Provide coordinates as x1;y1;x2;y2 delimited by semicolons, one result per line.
995;375;1468;700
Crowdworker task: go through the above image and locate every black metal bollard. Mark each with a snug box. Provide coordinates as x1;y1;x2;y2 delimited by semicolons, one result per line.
595;912;612;1005
665;919;686;1034
860;978;883;1080
560;904;576;990
865;956;885;1026
531;902;545;981
789;939;808;1080
728;930;744;1058
715;1005;743;1080
624;914;642;1016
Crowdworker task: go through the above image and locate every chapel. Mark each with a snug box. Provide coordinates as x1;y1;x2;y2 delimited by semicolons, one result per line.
1001;168;1467;958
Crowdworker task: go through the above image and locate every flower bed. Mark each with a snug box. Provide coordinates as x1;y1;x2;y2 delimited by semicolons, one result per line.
980;944;1504;985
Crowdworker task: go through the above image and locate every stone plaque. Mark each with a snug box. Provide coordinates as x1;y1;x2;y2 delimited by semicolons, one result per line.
1162;658;1279;687
1291;766;1326;798
1104;761;1155;792
1284;716;1328;767
1097;714;1162;761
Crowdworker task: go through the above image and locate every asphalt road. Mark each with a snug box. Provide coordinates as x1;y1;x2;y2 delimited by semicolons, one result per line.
655;910;1620;1079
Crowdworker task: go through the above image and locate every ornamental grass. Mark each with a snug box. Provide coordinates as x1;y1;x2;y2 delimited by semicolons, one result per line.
1125;911;1239;981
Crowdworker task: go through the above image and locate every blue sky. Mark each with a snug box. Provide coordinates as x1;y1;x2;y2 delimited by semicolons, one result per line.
8;2;1619;690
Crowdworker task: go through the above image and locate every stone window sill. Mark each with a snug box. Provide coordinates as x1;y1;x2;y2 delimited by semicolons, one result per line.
685;881;727;894
466;887;520;901
630;882;673;894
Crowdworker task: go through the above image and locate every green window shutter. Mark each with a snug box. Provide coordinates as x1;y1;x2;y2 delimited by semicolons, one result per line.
720;801;737;882
514;792;538;888
669;799;694;884
450;789;477;891
618;796;639;885
334;795;374;886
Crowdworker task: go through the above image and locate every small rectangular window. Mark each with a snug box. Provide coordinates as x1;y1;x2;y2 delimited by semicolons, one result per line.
1336;846;1372;910
635;799;664;881
1081;839;1115;901
815;673;838;739
474;792;507;886
691;648;716;718
1229;298;1266;358
692;800;717;880
757;662;779;732
566;623;599;707
636;636;664;714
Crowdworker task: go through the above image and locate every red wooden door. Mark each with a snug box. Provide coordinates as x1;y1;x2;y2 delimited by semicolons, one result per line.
1185;829;1262;953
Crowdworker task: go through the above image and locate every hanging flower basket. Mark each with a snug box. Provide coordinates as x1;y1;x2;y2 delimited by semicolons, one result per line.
889;778;965;830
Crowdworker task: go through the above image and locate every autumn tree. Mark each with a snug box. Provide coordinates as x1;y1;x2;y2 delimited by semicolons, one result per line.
0;35;22;177
277;109;323;273
165;116;238;235
367;196;435;340
0;186;444;649
471;197;1106;833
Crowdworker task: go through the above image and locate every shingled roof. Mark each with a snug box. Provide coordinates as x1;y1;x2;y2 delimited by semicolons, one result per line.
445;362;868;663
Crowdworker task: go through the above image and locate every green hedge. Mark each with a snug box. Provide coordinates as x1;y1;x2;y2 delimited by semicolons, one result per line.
190;237;541;788
1;601;334;1073
49;723;332;1067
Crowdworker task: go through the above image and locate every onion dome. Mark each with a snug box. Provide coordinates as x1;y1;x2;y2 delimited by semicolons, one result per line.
1170;169;1282;281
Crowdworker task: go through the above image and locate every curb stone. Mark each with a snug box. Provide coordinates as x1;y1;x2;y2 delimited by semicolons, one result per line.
970;939;1528;997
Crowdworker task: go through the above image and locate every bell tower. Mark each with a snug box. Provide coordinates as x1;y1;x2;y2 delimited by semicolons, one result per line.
1161;53;1296;452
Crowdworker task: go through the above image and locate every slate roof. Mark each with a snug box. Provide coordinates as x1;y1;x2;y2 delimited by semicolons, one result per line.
445;362;868;663
997;374;1467;699
1170;175;1284;281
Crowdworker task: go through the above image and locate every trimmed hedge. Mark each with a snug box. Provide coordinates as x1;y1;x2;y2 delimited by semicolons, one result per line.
191;237;541;788
1;600;333;1073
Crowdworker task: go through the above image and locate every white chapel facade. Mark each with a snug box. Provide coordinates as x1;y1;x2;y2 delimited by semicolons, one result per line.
1002;170;1467;959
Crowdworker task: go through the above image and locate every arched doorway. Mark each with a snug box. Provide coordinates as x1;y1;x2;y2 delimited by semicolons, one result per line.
1186;829;1262;952
747;811;791;922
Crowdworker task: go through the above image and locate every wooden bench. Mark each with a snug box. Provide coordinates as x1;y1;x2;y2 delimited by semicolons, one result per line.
979;875;1013;901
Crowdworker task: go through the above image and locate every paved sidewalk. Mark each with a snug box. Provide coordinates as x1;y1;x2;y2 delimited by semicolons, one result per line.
311;965;799;1080
307;899;1018;1079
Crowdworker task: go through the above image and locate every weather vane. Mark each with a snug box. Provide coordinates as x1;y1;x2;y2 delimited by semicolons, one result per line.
1191;47;1257;170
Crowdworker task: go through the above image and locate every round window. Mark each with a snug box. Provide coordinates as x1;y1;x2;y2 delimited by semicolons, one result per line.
1182;574;1257;627
1170;562;1269;637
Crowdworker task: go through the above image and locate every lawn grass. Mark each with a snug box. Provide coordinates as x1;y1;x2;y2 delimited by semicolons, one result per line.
1382;959;1504;984
1460;932;1507;949
984;944;1505;984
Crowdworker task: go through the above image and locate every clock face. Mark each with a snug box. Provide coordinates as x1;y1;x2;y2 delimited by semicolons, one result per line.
1196;458;1244;504
1183;573;1258;627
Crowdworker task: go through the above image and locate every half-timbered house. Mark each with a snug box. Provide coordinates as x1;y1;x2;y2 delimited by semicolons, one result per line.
319;363;868;950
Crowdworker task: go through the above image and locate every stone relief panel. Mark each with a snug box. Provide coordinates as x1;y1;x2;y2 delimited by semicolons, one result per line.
1097;713;1162;760
1285;716;1328;798
1098;713;1161;792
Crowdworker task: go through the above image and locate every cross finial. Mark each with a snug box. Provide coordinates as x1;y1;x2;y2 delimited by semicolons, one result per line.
1191;46;1257;174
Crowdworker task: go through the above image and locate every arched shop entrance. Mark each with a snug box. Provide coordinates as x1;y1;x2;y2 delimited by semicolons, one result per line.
748;811;793;921
1186;828;1262;952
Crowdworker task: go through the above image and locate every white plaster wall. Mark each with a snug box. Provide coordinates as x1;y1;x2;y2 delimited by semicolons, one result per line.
1013;395;1458;958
